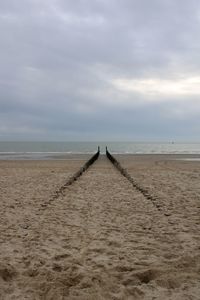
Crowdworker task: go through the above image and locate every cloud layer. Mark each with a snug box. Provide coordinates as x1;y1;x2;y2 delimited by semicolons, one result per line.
1;0;200;140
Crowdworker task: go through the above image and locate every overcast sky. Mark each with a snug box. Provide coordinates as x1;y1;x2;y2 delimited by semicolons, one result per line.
1;0;200;141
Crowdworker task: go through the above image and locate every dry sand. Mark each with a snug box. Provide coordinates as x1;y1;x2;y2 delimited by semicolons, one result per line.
0;155;200;299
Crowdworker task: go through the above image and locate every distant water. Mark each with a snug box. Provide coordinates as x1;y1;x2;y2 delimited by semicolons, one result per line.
0;141;200;160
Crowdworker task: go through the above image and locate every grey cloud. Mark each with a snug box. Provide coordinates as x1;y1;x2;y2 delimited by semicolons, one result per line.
0;0;200;140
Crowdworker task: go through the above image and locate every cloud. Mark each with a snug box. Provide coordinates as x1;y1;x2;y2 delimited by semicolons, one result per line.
0;0;200;140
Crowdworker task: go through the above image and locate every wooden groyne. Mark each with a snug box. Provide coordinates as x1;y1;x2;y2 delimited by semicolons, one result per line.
106;147;165;213
53;147;100;199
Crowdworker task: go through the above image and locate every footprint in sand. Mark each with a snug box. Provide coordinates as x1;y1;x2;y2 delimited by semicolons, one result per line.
0;264;17;282
54;253;70;261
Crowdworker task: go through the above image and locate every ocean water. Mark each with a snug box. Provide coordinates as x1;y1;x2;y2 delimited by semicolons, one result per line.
0;141;200;160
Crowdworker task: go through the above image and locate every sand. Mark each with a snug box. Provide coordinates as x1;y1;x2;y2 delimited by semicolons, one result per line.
0;155;200;299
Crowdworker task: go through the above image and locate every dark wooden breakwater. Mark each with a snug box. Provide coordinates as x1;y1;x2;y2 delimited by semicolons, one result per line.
67;146;100;184
106;147;166;214
53;147;100;199
52;146;167;216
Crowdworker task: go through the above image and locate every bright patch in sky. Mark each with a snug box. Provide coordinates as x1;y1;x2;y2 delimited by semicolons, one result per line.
112;77;200;97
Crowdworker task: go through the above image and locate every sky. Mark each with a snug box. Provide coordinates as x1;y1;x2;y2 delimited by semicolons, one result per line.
1;0;200;141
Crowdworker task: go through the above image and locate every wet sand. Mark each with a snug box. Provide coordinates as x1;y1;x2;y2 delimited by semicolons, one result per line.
0;155;200;299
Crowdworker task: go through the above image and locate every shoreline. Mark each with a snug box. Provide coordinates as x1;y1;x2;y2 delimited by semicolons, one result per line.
1;152;200;161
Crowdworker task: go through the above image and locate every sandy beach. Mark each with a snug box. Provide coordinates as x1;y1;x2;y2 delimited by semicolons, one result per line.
0;154;200;299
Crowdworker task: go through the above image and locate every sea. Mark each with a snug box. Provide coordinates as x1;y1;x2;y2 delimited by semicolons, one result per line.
0;141;200;160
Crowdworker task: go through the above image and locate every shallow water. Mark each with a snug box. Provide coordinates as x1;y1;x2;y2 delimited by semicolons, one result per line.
0;141;200;159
